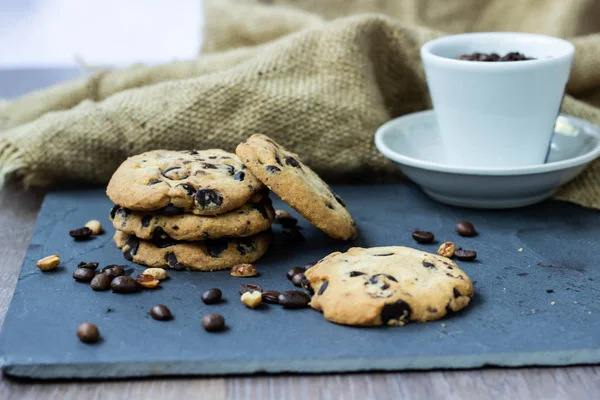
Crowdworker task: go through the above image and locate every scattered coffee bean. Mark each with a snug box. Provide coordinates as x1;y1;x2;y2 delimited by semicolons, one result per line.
69;227;93;240
286;266;305;281
412;230;435;244
77;322;100;343
84;220;103;235
78;261;99;270
437;242;456;258
239;283;262;295
201;288;222;304
36;254;60;271
73;268;95;282
241;291;262;308
262;290;281;304
273;210;298;228
90;273;112;291
291;272;305;287
230;263;257;277
150;304;173;321
101;265;125;278
278;290;311;309
303;261;317;270
143;267;168;281
111;276;140;293
136;274;160;289
455;249;477;261
455;221;477;237
202;313;225;332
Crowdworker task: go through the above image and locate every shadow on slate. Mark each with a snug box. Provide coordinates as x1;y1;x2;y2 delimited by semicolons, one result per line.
0;183;599;379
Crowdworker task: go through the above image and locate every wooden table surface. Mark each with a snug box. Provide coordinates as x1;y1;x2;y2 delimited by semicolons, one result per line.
0;69;599;400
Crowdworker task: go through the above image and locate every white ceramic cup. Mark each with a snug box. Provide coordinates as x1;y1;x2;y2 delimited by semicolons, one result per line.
421;32;575;168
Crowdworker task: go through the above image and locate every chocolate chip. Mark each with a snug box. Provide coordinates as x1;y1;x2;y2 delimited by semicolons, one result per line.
78;261;99;270
284;156;300;168
282;228;304;242
349;271;366;277
412;230;434;244
152;234;178;248
165;253;187;271
69;227;92;241
265;165;281;173
317;281;329;295
141;215;152;228
110;205;119;219
160;205;185;216
380;300;412;325
180;150;198;155
262;290;281;304
77;323;100;344
90;274;112;291
453;288;462;298
455;249;477;261
255;204;269;220
123;236;139;261
101;265;125;278
445;302;453;314
208;156;217;159
195;189;223;210
176;183;196;196
201;163;218;169
233;171;245;181
239;283;262;295
373;253;394;257
150;304;173;321
275;155;282;165
422;261;436;269
333;193;346;208
73;268;95;282
201;288;222;305
202;314;225;332
546;289;554;293
162;166;189;180
205;239;228;258
455;221;477;237
369;274;398;283
148;180;163;185
278;290;311;309
111;276;140;294
235;237;257;255
286;266;306;281
427;306;438;313
303;261;317;270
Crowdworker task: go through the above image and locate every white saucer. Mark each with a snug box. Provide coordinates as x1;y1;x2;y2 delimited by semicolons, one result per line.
374;110;600;208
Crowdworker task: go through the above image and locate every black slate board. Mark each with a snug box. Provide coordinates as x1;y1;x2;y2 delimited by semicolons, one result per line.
1;184;600;379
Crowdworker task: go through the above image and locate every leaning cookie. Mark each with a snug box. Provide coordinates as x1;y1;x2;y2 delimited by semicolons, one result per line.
236;134;357;240
113;229;272;271
110;197;275;241
106;149;265;216
305;246;474;326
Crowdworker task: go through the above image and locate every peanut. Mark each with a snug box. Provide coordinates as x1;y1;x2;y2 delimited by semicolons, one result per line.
143;268;168;281
437;242;456;258
136;274;160;289
230;263;257;277
241;291;262;308
37;254;60;271
84;220;103;235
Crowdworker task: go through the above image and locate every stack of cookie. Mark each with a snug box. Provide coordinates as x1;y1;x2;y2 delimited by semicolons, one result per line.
107;149;275;271
107;134;358;271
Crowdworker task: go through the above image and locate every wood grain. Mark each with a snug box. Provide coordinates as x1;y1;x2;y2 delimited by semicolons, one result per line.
1;69;599;399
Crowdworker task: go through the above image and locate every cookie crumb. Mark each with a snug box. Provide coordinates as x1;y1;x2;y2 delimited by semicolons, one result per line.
441;323;446;328
588;311;592;315
574;301;578;304
518;248;524;252
550;301;556;306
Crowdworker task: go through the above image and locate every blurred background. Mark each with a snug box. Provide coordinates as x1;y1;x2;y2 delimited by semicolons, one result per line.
0;0;203;68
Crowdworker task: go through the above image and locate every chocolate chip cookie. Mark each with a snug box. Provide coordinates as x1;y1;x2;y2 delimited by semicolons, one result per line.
106;149;265;215
113;229;272;271
236;134;357;240
305;246;474;326
110;196;274;241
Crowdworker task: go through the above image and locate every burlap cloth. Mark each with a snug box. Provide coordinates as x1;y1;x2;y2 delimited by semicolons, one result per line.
2;0;600;207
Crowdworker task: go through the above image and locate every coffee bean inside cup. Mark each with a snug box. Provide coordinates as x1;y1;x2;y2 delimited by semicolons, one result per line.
458;52;534;62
